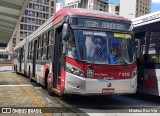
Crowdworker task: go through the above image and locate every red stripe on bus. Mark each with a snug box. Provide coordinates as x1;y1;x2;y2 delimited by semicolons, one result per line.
66;57;136;79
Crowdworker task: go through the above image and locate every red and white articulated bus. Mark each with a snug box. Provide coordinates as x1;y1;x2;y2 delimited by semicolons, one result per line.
13;8;137;96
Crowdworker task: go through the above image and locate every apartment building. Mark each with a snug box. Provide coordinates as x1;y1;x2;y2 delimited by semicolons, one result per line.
7;0;56;51
108;3;120;15
59;0;109;12
120;0;151;19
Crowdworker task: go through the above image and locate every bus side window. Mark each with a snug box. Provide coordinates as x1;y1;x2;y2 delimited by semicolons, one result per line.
18;49;20;61
37;38;39;60
148;31;160;64
139;39;145;64
28;43;30;60
48;45;53;60
41;35;44;60
14;50;17;58
44;33;47;46
41;34;47;60
30;41;33;60
67;30;77;58
46;30;53;61
22;46;24;61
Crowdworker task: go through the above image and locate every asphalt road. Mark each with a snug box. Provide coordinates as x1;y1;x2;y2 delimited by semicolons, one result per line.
16;72;160;116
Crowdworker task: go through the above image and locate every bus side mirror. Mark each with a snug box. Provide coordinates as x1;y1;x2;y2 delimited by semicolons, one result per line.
62;23;68;41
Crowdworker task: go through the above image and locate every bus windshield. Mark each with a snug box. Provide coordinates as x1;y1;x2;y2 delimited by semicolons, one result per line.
68;30;135;65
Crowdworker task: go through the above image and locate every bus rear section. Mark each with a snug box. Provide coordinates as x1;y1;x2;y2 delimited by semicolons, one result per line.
48;8;137;96
132;11;160;96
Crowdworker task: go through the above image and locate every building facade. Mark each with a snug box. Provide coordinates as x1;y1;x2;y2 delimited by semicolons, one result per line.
108;3;119;15
7;0;56;51
56;2;65;12
120;0;151;19
0;49;12;61
60;0;108;12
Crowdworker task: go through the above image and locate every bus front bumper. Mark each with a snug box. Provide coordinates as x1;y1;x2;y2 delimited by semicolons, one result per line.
64;72;137;95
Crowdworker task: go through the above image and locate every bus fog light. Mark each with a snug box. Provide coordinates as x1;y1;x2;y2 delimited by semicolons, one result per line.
70;67;75;73
132;68;137;78
66;63;84;77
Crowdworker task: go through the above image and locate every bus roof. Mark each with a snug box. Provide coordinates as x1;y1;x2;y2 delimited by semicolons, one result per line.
53;8;131;25
14;8;132;50
132;10;160;27
13;38;27;50
28;8;131;42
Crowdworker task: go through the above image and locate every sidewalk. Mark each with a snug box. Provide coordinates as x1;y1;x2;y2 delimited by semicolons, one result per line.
0;66;12;72
0;67;77;116
0;61;12;67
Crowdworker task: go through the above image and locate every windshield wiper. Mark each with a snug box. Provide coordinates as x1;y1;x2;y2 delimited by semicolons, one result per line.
88;45;104;67
118;57;129;66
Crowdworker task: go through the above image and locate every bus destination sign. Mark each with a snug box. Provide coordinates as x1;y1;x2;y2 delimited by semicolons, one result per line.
70;17;131;31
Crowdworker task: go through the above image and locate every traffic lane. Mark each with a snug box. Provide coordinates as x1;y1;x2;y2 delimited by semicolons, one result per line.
56;91;160;107
20;72;160;108
16;73;160;113
57;93;160;115
32;88;160;116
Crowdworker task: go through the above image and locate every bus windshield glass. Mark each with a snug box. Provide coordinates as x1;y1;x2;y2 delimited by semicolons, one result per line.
68;30;135;65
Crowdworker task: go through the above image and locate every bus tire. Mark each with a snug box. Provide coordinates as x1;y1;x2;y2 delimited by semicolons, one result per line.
47;74;54;96
29;68;33;82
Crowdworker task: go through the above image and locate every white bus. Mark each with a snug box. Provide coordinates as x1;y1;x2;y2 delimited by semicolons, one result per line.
132;11;160;96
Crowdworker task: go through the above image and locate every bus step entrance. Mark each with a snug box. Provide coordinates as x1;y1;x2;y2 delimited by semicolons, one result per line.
52;88;60;93
58;76;61;85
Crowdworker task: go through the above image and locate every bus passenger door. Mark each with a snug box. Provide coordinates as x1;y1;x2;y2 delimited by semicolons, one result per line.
32;40;37;77
53;29;62;89
136;33;146;90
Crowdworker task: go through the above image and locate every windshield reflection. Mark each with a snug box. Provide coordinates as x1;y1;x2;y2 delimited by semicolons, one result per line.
85;34;108;64
67;30;135;65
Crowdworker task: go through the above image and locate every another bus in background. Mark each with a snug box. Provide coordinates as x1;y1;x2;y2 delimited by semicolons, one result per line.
132;11;160;96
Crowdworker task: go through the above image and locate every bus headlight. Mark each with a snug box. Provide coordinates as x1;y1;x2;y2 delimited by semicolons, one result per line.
132;68;137;78
66;63;84;77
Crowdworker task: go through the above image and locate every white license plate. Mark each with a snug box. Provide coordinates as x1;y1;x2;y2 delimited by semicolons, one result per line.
102;88;115;94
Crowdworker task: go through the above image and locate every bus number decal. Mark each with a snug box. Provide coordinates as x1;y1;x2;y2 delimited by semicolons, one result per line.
83;31;94;35
119;72;130;77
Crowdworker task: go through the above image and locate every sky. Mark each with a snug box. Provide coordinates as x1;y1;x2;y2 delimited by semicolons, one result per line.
58;0;160;13
109;0;160;13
